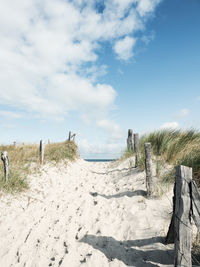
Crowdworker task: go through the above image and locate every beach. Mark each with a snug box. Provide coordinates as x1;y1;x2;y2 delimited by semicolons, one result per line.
0;158;174;267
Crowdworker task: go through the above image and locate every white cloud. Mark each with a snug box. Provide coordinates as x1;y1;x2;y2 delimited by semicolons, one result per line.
96;119;123;140
78;138;123;159
137;0;161;17
160;122;179;129
0;110;23;119
0;0;161;120
177;108;190;117
114;36;136;60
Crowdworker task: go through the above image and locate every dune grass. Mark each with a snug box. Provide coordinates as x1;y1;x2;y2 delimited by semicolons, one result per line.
137;129;200;185
121;128;200;185
0;140;78;194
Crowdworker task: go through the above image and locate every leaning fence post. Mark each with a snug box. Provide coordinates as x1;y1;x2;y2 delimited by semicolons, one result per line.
127;129;133;151
174;165;192;267
40;140;44;164
1;151;10;182
144;142;153;196
68;131;71;141
134;133;139;167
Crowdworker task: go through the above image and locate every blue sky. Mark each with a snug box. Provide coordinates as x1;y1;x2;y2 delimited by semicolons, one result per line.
0;0;200;158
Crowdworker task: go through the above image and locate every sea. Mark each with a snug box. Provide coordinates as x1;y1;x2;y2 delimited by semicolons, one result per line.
84;159;115;162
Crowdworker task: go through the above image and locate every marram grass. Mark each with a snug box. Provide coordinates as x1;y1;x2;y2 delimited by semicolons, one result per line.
0;140;78;194
121;128;200;185
137;129;200;185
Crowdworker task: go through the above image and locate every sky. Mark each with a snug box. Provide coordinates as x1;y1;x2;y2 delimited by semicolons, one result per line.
0;0;200;159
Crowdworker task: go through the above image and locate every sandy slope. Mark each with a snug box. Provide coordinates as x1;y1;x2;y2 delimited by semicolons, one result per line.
0;158;175;267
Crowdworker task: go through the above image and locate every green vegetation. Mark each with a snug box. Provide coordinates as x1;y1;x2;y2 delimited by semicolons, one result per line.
0;140;78;194
138;129;200;185
121;128;200;185
45;141;77;163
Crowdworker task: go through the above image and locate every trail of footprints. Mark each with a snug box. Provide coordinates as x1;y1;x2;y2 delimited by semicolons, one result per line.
1;160;147;267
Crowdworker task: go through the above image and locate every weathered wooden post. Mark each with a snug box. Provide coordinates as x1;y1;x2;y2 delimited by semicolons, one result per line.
144;142;153;196
174;165;192;267
13;141;16;146
134;133;139;167
165;181;176;244
68;131;71;141
48;139;50;145
1;151;10;182
40;140;44;164
127;129;133;151
71;133;76;141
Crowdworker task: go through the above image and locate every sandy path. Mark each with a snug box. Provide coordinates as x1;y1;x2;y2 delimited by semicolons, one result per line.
0;158;174;267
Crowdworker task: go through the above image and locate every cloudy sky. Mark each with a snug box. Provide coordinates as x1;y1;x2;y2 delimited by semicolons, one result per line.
0;0;200;158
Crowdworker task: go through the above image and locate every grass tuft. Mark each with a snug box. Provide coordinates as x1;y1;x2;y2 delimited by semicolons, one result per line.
137;128;200;185
0;140;78;194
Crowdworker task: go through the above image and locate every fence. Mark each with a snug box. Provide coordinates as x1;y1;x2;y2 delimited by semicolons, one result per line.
1;131;76;181
164;165;200;267
126;131;200;265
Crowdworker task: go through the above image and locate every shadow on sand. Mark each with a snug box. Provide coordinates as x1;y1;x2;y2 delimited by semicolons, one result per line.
90;190;147;199
91;167;141;175
80;235;174;267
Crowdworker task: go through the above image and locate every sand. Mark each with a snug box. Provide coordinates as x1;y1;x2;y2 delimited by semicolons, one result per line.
0;158;175;267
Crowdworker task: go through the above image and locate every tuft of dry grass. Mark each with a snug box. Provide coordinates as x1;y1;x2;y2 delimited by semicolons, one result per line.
44;140;78;163
118;148;134;162
0;141;78;194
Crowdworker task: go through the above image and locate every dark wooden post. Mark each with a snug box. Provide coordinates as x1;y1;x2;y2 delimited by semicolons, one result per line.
71;133;76;141
134;133;139;167
1;151;10;182
144;142;153;196
68;131;71;141
165;181;176;244
40;140;44;164
174;165;192;267
127;129;133;151
191;180;200;230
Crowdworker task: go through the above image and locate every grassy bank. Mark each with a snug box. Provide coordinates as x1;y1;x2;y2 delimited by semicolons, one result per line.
139;129;200;185
121;129;200;185
0;140;78;193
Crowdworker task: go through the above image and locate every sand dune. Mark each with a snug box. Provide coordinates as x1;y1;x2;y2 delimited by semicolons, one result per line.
0;158;175;267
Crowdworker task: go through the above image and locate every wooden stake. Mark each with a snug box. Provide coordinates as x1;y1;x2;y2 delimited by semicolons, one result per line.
40;140;44;164
191;180;200;230
165;181;176;244
1;151;9;182
134;133;139;167
68;131;71;141
144;142;153;196
174;165;192;267
127;129;133;151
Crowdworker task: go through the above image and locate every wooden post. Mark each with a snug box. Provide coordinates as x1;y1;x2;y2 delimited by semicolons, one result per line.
40;140;44;164
144;142;153;196
191;180;200;230
165;181;176;244
127;129;133;151
13;141;16;146
71;133;76;141
134;133;139;167
48;139;50;145
174;165;192;267
68;131;71;141
1;151;10;182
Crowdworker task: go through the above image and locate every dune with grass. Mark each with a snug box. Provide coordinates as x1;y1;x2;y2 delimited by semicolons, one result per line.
0;131;200;266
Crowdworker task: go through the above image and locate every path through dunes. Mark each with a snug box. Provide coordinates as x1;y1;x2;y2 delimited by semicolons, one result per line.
0;159;174;267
